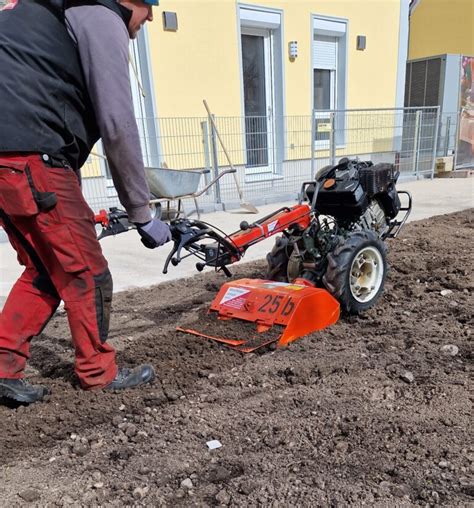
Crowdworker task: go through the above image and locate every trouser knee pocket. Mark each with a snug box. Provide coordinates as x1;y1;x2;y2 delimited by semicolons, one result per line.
94;269;113;344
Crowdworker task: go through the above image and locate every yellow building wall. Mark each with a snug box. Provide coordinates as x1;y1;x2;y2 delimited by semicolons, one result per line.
148;0;402;119
409;0;474;60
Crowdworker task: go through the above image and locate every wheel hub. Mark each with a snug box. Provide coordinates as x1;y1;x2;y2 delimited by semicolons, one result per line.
350;246;384;303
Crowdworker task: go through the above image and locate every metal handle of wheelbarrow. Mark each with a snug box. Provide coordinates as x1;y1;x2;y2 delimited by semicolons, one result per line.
191;168;237;198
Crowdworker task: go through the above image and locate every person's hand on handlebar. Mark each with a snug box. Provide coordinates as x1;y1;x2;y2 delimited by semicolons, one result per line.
136;218;172;249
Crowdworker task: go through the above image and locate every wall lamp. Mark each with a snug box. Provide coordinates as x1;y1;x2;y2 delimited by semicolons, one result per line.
288;41;298;60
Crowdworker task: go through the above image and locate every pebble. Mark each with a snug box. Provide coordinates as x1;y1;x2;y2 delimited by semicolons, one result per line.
175;489;186;499
440;344;459;356
72;443;89;457
133;486;150;500
181;478;193;490
400;371;414;384
119;404;126;411
440;289;453;296
208;466;231;483
391;483;410;498
92;472;102;482
239;480;257;495
438;460;449;469
335;441;349;453
125;424;138;438
215;489;231;504
18;488;41;503
112;415;123;427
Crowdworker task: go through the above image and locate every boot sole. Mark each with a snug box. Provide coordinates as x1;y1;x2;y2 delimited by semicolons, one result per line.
0;384;47;404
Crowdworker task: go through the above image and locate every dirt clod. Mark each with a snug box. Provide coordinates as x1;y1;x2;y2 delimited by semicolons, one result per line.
18;488;41;503
0;210;472;506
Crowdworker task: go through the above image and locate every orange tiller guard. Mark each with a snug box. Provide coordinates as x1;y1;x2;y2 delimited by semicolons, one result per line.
177;278;340;352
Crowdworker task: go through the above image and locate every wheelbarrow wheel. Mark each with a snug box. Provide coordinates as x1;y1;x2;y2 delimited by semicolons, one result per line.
265;236;293;282
149;197;162;220
323;230;387;314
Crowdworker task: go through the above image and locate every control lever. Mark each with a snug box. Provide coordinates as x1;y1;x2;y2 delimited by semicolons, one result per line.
96;208;134;240
162;220;212;274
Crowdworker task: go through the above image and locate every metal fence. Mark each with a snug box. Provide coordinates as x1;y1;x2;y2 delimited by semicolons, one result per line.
438;111;459;157
83;106;445;215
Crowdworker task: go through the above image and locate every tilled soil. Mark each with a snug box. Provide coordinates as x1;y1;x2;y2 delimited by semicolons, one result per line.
0;210;473;507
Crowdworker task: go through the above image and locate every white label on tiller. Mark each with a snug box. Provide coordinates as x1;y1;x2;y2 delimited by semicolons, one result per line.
268;220;278;233
220;287;250;305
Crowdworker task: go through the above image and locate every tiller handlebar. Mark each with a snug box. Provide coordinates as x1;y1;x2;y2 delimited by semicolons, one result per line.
95;204;312;276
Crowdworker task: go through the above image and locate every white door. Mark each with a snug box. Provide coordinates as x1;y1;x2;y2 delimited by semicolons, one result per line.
241;28;275;175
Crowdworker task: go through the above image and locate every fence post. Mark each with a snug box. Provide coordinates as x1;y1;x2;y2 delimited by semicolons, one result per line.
412;109;422;178
430;106;441;179
209;115;221;204
329;111;336;166
311;110;316;177
201;120;212;194
444;116;451;156
453;108;463;170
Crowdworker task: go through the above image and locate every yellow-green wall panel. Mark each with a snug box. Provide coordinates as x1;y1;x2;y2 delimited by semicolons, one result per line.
409;0;474;60
147;0;403;119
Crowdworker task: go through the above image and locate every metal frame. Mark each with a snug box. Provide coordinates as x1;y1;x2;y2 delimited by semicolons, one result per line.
82;107;446;214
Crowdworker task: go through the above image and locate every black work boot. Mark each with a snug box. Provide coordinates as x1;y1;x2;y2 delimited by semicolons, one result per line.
105;364;155;391
0;378;49;404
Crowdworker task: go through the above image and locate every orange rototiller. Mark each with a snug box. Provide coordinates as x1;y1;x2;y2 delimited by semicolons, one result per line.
96;158;411;351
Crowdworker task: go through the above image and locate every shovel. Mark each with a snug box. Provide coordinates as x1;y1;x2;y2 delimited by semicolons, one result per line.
203;100;258;214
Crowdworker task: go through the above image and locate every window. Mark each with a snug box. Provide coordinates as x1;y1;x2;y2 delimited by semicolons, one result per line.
312;17;347;146
314;69;333;110
314;67;335;143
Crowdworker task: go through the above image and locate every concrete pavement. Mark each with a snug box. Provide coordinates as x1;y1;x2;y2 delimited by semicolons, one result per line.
1;177;473;309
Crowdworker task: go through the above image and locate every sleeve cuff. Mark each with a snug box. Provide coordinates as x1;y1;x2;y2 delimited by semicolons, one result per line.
127;205;152;225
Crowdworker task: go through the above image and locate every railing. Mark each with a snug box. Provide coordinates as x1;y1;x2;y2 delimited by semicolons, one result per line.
83;106;451;214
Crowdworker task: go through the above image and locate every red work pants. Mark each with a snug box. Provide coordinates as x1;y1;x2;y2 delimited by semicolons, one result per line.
0;154;117;389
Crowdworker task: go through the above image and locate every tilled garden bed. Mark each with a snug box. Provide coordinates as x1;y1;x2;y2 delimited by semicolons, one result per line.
0;210;472;506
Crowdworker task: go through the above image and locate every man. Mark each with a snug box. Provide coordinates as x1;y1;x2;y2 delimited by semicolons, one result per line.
0;0;171;403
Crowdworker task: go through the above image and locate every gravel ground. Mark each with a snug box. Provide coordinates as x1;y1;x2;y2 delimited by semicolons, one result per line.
0;209;472;507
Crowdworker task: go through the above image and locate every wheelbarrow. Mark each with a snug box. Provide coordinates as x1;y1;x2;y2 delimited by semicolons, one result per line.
146;166;256;220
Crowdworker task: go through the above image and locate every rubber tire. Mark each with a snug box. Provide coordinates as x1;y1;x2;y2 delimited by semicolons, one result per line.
323;230;388;314
265;236;292;282
149;194;162;220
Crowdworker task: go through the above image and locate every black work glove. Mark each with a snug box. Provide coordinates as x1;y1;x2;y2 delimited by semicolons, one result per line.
136;218;172;249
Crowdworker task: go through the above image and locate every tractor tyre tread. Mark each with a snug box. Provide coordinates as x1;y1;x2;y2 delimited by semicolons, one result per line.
323;230;388;314
265;236;291;282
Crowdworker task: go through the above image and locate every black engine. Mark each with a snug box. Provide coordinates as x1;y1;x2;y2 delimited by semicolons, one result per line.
307;158;401;222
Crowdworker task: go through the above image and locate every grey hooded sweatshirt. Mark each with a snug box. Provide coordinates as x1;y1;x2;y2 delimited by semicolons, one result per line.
66;4;152;224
